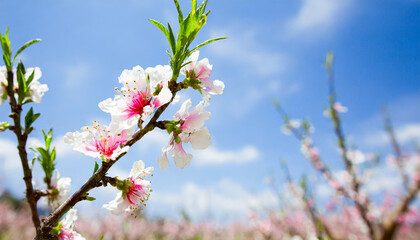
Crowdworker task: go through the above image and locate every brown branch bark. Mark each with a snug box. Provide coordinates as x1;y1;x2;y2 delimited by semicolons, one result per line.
380;179;420;240
5;70;41;232
327;71;376;239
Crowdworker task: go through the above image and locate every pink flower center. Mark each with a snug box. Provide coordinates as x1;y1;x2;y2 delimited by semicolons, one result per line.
179;112;199;131
86;129;127;158
126;178;148;206
187;66;207;80
124;91;152;119
58;228;74;240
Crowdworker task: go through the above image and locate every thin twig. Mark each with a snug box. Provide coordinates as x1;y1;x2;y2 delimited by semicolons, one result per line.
382;106;409;191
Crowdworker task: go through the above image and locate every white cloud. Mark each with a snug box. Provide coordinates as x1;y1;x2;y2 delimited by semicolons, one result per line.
62;62;92;88
209;27;288;77
396;123;420;143
362;167;402;195
137;130;169;152
287;0;352;37
0;137;46;171
107;166;129;179
27;137;43;149
149;179;278;221
52;135;75;158
364;123;420;147
0;138;20;170
194;145;260;165
28;134;77;159
315;183;333;199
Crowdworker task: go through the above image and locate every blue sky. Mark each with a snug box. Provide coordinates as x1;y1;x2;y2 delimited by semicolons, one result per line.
0;0;419;223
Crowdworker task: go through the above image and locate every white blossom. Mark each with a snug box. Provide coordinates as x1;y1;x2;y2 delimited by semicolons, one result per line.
158;99;212;170
181;51;224;100
64;121;132;161
0;66;48;104
99;65;172;132
50;170;71;209
103;160;153;216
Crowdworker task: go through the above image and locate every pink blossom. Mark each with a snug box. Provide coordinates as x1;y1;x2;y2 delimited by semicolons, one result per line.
323;102;348;118
99;65;172;132
158;99;211;169
64;121;132;161
103;160;153;216
57;210;85;240
181;51;224;100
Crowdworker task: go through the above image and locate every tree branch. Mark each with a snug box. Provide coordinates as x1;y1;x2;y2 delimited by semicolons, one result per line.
5;70;41;232
36;79;181;239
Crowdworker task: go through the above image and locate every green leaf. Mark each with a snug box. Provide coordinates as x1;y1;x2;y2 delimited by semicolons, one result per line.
175;135;181;144
12;38;41;63
42;128;53;151
191;0;197;14
270;98;280;108
30;156;36;172
149;19;172;50
36;147;50;173
85;196;96;201
174;126;181;134
0;122;12;132
25;69;35;87
324;51;334;69
190;37;226;53
165;123;174;134
176;14;189;52
24;107;40;132
167;23;176;54
198;0;209;16
93;160;100;174
50;147;56;162
173;0;184;23
300;175;307;189
16;62;27;104
51;222;62;236
2;54;11;70
0;28;12;63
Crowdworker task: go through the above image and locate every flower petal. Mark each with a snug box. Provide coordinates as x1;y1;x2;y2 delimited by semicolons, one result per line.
190;127;212;149
158;152;169;170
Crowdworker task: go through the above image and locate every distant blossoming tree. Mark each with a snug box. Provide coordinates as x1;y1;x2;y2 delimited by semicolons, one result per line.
270;52;420;240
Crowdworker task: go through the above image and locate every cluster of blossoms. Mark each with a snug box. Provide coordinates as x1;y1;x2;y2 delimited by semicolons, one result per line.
155;51;223;169
1;3;226;239
0;66;48;104
63;50;223;217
